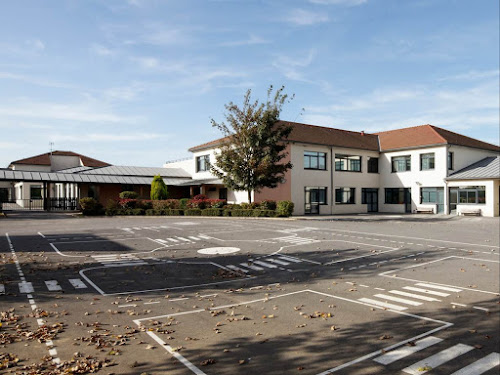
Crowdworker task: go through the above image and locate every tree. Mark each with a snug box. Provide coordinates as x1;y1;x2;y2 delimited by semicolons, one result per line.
150;175;168;200
210;85;294;203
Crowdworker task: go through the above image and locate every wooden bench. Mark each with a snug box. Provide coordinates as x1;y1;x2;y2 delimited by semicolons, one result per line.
459;209;481;216
415;208;434;214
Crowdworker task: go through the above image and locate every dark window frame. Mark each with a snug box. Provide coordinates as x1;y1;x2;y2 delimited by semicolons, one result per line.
391;155;411;173
448;151;454;170
453;186;486;204
196;154;210;172
420;153;435;171
367;157;379;173
335;187;355;204
305;187;328;205
385;188;406;204
335;154;362;172
304;151;327;170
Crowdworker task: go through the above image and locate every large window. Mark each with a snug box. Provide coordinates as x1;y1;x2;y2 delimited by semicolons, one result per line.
367;157;379;173
455;186;486;204
196;155;210;172
420;153;435;170
385;188;406;204
304;151;326;170
335;155;361;172
30;185;42;199
335;188;355;204
391;155;411;172
305;187;327;205
448;151;454;170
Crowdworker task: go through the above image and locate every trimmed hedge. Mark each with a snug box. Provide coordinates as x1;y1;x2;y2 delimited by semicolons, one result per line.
79;198;104;216
276;200;294;217
184;208;202;216
119;191;138;199
230;209;254;217
201;208;222;216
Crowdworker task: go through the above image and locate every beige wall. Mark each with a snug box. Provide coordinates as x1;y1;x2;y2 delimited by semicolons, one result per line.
11;164;51;172
50;155;81;171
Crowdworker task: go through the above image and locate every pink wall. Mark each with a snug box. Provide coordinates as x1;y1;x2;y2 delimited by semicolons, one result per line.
254;143;292;202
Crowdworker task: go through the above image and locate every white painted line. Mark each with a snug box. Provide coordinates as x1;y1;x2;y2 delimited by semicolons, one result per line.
69;279;87;289
48;348;58;356
415;283;462;293
374;287;386;291
45;340;53;346
31;304;37;310
451;303;467;307
37;232;46;238
389;290;441;302
198;235;211;240
358;298;407;311
403;286;450;297
155;239;169;244
374;294;422;306
176;237;192;242
104;262;148;267
450;352;500;375
359;284;369;288
45;280;62;292
473;306;490;312
0;284;4;294
253;260;277;269
358;265;366;268
374;336;443;365
118;304;137;308
19;282;34;294
167;238;179;242
169;297;189;302
52;358;61;364
265;258;290;266
277;255;302;263
28;299;35;305
133;227;141;230
144;301;160;305
240;263;264;271
402;344;474;374
188;236;200;241
199;294;217;298
37;318;44;326
226;265;249;273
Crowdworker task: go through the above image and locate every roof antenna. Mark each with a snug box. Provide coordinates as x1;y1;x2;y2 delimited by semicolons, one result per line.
49;142;54;155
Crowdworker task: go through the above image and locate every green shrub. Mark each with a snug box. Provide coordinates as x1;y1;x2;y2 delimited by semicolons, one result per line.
151;175;168;200
131;208;145;216
231;209;254;217
223;209;232;216
79;198;103;216
169;209;184;216
119;191;138;199
201;208;222;216
145;209;156;216
259;200;277;211
152;199;180;210
252;209;275;217
179;198;189;209
240;202;251;210
276;200;294;217
184;208;201;216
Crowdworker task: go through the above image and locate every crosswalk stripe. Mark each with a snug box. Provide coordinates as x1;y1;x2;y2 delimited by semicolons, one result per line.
0;284;4;294
19;282;34;293
68;279;87;289
373;336;443;365
373;294;423;306
155;239;169;244
133;227;141;230
265;258;290;266
403;286;450;297
226;265;249;273
402;344;474;374
389;290;441;302
415;283;462;293
240;263;264;271
450;352;500;375
358;298;407;311
277;255;302;263
198;235;211;239
45;280;62;291
167;238;179;242
188;236;200;241
176;237;191;242
253;260;277;269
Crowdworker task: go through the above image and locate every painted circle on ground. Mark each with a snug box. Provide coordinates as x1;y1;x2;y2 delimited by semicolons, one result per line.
198;247;241;255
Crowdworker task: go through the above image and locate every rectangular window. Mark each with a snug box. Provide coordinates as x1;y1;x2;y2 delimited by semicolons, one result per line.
420;153;435;170
421;187;438;203
361;188;378;204
335;155;361;172
385;188;406;204
448;151;454;170
335;188;355;204
454;186;486;204
219;188;227;200
305;187;327;205
196;155;210;172
30;185;42;199
391;155;411;172
367;157;379;173
304;151;327;170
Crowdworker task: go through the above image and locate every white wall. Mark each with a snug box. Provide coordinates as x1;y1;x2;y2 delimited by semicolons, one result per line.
448;145;499;175
163;158;194;175
50;155;81;171
447;180;498;217
11;164;51;172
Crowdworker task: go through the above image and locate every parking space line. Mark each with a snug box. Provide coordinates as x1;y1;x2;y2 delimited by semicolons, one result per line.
358;298;407;311
389;290;441;302
472;306;490;312
403;286;450;297
414;283;462;293
373;294;422;306
373;336;443;365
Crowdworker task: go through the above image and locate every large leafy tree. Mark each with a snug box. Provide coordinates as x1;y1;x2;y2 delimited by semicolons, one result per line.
210;85;294;203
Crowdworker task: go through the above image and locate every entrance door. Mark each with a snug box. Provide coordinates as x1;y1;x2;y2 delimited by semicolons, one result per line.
436;188;444;213
363;188;378;212
305;188;320;214
449;188;458;214
404;188;412;213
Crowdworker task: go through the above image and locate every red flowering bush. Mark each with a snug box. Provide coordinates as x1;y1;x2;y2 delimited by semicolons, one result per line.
193;194;208;201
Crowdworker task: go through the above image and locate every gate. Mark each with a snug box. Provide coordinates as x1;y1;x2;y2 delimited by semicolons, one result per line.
1;198;78;211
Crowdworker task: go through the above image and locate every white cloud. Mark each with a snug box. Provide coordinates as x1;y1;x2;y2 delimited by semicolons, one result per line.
103;83;146;101
438;69;500;82
25;39;45;51
90;43;116;56
52;133;170;142
0;71;75;89
273;49;316;81
284;9;329;26
219;34;270;47
309;0;367;5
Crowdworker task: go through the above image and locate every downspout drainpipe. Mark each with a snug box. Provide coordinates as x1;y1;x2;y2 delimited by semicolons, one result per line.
330;146;334;215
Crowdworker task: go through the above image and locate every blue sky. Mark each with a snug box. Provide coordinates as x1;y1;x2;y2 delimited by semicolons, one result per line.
1;0;498;167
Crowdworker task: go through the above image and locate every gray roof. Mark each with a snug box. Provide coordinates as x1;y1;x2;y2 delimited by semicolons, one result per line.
177;178;223;186
79;165;191;178
447;156;500;180
56;166;94;173
0;169;192;186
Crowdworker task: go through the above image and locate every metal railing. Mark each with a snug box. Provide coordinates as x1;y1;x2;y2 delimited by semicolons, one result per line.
1;198;79;211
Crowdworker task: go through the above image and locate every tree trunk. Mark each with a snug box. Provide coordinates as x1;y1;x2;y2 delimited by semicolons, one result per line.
247;190;252;203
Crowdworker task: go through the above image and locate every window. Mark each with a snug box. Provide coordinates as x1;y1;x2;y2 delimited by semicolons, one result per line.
196;155;210;172
420;153;435;170
454;186;486;204
335;155;361;172
448;152;454;170
219;188;227;200
421;187;440;203
361;188;378;204
304;151;326;170
305;187;327;205
367;157;379;173
385;188;406;204
335;188;355;204
30;185;42;199
391;155;411;172
121;184;134;192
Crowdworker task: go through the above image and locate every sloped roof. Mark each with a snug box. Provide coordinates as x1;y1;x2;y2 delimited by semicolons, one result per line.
447;156;500;180
376;125;500;152
79;165;191;178
189;121;379;152
10;151;110;167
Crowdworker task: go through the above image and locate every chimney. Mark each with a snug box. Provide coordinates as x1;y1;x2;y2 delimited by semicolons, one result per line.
361;130;365;136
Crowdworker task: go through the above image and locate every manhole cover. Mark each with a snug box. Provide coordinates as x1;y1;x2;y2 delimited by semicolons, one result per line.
198;247;241;255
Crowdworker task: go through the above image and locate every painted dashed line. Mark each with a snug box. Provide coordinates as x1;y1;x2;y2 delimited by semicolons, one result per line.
473;306;490;312
451;302;467;307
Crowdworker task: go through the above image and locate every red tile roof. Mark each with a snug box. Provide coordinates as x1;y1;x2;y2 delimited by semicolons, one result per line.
189;121;380;152
10;151;110;167
376;125;500;152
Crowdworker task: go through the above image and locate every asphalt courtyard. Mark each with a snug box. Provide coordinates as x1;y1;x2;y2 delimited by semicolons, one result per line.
0;213;499;374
